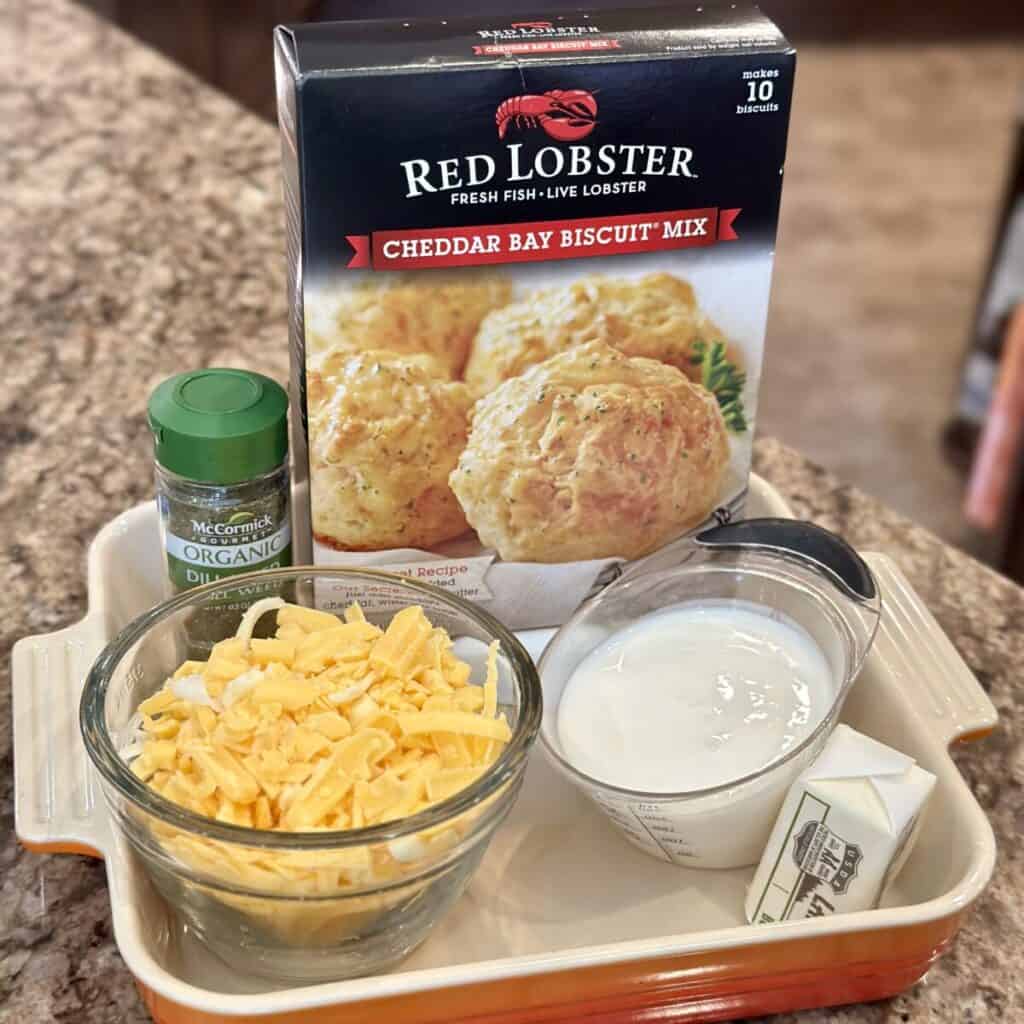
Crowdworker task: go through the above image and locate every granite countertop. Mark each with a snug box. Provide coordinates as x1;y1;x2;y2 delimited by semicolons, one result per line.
1;1;1022;1021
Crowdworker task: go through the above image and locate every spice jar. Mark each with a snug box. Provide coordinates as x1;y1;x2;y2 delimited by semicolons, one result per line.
147;369;291;609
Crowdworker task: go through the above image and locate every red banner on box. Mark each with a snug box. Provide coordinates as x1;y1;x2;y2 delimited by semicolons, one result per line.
472;39;621;55
346;208;741;270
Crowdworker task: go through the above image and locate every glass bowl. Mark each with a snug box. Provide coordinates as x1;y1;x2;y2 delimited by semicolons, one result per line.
538;531;881;870
80;568;541;983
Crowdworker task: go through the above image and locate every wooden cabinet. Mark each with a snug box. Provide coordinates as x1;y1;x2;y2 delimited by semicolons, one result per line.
80;1;322;116
80;1;1023;119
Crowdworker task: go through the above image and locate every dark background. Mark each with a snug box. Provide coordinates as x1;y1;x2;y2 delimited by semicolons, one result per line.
80;1;1024;118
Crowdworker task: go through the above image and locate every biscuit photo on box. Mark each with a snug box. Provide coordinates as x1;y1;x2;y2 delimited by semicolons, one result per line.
307;274;512;378
307;350;473;551
463;273;741;398
449;340;730;563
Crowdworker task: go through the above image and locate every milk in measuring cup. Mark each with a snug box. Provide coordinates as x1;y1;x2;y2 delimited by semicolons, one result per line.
556;602;835;794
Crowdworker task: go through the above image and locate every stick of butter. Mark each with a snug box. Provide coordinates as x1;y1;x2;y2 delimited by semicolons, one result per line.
745;724;936;924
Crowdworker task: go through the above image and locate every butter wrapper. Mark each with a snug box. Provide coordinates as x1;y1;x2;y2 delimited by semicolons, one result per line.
746;725;936;924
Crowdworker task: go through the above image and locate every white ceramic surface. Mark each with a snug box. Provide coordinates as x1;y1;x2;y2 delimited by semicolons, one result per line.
11;474;997;1018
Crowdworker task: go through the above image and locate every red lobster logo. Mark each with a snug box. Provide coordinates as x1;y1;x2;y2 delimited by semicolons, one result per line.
495;89;598;142
510;20;552;30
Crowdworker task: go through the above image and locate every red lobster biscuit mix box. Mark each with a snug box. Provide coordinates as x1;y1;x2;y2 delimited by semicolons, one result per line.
275;4;795;628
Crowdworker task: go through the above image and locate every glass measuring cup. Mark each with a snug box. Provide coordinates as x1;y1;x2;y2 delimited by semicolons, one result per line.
538;519;882;869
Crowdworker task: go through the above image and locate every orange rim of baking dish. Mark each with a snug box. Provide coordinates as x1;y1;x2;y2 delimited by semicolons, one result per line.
135;911;963;1024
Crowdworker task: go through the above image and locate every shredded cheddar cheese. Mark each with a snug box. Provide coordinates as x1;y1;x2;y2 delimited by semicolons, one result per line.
129;602;508;840
121;600;513;935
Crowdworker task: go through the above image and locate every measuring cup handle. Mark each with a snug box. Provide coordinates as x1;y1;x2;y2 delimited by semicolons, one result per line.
696;518;878;602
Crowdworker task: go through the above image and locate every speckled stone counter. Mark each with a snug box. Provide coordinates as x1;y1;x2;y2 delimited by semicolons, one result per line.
1;1;1021;1021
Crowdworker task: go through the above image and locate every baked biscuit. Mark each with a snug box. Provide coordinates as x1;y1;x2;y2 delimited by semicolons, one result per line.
307;274;512;377
309;343;447;385
462;279;623;392
450;340;729;563
308;351;473;550
463;272;732;392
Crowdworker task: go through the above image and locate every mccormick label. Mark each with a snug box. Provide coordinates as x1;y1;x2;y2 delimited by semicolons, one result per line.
275;4;795;628
159;502;292;590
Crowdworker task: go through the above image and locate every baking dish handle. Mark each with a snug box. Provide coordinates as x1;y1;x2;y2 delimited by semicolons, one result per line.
12;613;110;859
864;553;998;747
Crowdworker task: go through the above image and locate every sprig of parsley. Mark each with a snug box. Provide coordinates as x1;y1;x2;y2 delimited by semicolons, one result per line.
690;338;748;433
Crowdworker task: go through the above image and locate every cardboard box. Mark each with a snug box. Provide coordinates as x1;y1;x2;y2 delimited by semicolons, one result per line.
275;5;795;627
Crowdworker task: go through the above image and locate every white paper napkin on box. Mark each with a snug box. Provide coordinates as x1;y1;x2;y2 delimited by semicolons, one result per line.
745;725;936;924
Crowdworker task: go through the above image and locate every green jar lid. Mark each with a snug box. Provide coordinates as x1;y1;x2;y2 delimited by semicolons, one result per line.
147;369;288;484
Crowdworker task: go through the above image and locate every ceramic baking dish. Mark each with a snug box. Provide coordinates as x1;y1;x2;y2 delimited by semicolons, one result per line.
12;475;997;1024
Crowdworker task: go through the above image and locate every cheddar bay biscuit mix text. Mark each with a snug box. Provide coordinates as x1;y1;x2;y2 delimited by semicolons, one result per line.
276;5;795;627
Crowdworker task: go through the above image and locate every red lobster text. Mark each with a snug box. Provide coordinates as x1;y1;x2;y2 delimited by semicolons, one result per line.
495;90;598;142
